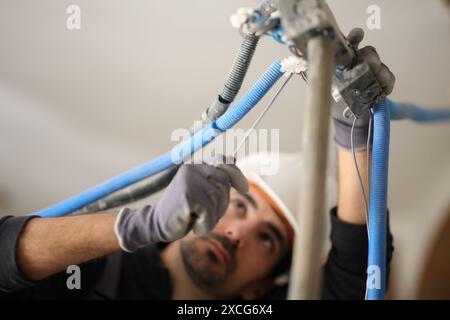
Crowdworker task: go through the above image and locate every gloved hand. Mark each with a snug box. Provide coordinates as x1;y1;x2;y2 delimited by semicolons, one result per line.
114;155;248;252
333;28;396;151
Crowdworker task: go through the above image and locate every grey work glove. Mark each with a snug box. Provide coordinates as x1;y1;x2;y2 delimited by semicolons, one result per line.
333;28;396;151
114;155;248;252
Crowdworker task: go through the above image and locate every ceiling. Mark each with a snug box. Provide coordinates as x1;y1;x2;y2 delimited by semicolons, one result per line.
0;0;449;216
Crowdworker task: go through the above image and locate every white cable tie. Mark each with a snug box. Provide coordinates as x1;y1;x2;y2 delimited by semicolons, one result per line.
230;7;254;29
280;56;308;77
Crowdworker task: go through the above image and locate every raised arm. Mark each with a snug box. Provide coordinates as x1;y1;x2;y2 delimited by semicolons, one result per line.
337;149;370;225
321;28;395;300
333;27;394;224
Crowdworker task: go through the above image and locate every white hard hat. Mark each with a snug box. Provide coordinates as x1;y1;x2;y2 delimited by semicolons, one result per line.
236;151;337;288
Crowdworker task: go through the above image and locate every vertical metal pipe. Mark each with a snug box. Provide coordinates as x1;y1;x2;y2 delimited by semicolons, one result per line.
288;36;334;299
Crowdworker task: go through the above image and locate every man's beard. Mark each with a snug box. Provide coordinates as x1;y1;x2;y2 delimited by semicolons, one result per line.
180;232;237;291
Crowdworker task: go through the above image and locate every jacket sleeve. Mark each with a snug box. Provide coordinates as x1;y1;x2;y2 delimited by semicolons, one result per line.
0;215;38;293
321;208;394;300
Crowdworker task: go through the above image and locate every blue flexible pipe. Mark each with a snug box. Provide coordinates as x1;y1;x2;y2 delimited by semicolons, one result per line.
366;99;450;300
389;102;450;122
34;60;283;217
367;99;390;300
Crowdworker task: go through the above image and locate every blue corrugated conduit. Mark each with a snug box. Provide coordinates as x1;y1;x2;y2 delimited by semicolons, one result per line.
367;99;450;299
367;99;390;300
388;101;450;122
34;60;283;218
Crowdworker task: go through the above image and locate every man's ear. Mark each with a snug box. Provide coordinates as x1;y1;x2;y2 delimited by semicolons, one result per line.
240;279;275;300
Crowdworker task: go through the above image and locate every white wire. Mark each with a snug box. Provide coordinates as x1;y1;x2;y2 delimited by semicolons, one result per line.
350;117;370;300
351;111;373;300
233;73;293;157
364;109;372;300
347;109;372;300
350;117;370;237
366;110;372;207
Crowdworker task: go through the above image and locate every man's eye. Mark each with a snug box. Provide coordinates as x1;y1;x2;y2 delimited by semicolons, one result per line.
259;232;274;250
233;199;247;216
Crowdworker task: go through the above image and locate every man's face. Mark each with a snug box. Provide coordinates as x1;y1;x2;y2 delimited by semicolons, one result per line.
180;185;291;299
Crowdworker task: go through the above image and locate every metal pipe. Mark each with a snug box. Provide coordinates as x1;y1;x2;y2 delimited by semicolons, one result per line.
288;35;334;299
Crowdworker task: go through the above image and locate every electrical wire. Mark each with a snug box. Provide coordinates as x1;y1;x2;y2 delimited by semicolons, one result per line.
350;117;370;237
233;73;293;157
366;110;373;206
350;113;372;300
363;110;373;300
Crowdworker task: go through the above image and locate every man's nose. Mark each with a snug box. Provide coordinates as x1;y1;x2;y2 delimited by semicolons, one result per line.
224;220;256;249
225;228;242;249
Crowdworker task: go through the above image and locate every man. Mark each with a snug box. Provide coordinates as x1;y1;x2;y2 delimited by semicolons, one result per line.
0;28;394;300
